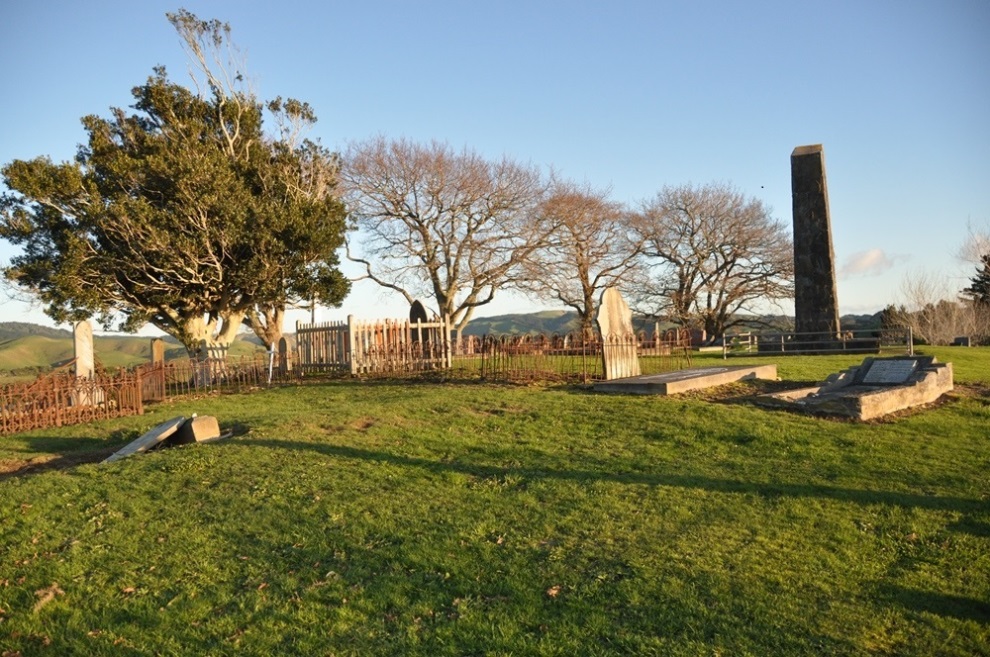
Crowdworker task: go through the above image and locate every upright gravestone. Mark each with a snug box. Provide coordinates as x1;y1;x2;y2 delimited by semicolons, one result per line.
409;299;432;351
278;337;291;373
596;287;640;380
791;144;841;337
150;338;165;365
73;320;95;379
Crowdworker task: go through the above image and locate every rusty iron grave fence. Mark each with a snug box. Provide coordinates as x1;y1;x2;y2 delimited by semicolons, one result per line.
456;332;693;383
1;325;696;436
1;365;144;436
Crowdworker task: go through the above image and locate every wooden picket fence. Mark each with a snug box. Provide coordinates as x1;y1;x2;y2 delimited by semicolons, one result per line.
295;316;452;375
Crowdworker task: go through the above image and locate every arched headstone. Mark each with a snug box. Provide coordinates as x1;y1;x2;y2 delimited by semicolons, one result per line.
409;299;429;324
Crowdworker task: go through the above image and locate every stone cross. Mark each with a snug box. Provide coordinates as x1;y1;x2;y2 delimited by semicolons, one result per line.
595;287;640;380
791;144;841;337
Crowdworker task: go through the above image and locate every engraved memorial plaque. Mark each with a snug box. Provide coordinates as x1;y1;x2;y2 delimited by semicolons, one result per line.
861;359;918;385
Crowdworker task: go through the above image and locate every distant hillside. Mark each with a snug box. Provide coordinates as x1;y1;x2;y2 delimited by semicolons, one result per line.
0;324;266;374
462;311;883;336
0;322;72;342
462;310;582;336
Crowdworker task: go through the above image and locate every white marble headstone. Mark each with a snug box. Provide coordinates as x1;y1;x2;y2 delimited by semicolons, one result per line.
595;288;640;379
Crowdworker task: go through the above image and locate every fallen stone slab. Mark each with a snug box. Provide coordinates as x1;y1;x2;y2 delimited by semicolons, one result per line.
593;364;778;395
103;416;185;464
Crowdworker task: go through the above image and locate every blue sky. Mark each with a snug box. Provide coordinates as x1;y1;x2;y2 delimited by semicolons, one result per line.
2;0;988;331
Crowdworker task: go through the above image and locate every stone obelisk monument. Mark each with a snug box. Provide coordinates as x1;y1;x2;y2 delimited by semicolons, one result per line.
791;144;841;337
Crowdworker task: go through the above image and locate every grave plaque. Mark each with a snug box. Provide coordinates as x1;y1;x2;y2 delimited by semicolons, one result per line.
861;359;917;385
595;287;640;380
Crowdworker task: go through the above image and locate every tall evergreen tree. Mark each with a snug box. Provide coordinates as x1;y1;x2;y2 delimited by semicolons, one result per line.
963;253;990;304
0;11;349;354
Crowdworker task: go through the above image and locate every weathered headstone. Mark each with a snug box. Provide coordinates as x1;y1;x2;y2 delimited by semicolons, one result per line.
409;299;437;356
150;338;165;365
73;320;95;379
791;144;841;337
278;336;291;373
409;299;429;324
596;287;640;380
169;416;221;446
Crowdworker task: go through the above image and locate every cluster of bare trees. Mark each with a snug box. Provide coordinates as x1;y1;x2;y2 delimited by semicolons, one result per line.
342;138;794;341
885;224;990;345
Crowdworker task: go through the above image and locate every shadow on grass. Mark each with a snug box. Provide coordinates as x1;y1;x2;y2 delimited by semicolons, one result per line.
947;517;990;538
243;439;984;514
879;584;990;623
0;431;136;481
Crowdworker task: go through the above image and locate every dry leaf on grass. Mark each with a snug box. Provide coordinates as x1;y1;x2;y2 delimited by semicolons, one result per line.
32;583;64;613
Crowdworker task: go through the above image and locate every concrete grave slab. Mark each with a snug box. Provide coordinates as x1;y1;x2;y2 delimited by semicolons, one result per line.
593;364;778;395
756;356;953;421
103;416;185;464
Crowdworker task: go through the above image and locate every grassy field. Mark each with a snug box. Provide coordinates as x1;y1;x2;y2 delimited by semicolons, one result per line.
0;348;987;655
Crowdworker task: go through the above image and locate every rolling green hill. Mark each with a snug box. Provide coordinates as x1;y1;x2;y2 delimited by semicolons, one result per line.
462;310;582;336
0;325;267;375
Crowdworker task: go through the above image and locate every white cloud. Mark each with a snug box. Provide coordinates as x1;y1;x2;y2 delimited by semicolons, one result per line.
839;248;902;278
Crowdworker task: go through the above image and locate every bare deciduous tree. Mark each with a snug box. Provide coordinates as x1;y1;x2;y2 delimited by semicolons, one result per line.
518;181;642;339
628;182;794;340
957;221;990;267
899;269;988;345
342;138;550;337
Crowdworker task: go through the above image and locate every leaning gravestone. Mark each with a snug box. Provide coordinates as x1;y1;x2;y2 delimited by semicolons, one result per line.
596;287;640;380
791;144;841;338
102;416;186;464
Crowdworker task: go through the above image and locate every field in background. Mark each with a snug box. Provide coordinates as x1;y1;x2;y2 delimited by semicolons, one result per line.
0;348;987;655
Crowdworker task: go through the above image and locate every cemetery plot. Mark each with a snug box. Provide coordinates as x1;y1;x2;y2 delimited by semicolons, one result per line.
757;356;953;421
594;364;778;395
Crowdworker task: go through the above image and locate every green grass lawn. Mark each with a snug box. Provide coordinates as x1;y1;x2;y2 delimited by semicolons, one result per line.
1;349;988;655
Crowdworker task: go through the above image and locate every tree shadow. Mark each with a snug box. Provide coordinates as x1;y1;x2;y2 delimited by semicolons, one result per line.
239;438;985;514
947;517;990;538
0;440;118;481
878;584;990;624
